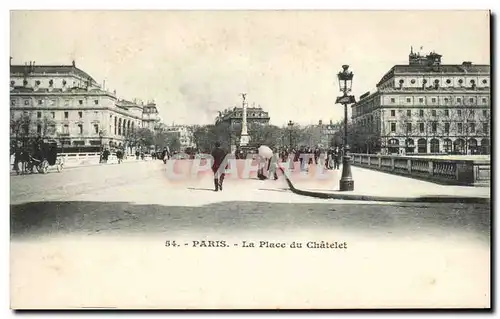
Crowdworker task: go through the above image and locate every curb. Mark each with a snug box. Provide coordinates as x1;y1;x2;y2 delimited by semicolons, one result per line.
278;166;490;204
62;159;143;170
9;159;149;175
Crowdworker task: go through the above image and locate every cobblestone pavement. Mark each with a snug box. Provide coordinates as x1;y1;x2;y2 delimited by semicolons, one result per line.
10;160;491;309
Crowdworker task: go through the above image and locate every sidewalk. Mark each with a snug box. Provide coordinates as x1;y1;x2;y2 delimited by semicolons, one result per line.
279;163;490;203
9;157;152;175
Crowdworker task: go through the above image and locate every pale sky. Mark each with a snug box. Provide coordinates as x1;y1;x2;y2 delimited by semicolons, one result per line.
10;10;490;126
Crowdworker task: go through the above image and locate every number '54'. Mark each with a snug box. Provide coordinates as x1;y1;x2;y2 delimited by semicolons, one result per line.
165;240;177;247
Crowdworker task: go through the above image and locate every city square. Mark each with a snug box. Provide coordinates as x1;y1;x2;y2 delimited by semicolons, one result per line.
9;10;491;309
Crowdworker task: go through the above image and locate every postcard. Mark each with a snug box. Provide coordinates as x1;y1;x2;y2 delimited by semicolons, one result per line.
9;10;491;309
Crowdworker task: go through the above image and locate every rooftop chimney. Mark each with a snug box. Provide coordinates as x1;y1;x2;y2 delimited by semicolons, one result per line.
462;61;472;67
72;60;76;67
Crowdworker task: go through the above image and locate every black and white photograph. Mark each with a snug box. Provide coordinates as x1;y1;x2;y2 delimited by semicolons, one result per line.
8;10;491;309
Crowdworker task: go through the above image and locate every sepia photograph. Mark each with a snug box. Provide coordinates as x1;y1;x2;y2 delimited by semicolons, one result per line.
8;9;491;309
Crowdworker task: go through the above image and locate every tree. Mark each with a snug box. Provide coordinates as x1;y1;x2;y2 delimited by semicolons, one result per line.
248;123;283;148
10;112;56;153
129;127;154;150
167;135;181;153
152;126;170;150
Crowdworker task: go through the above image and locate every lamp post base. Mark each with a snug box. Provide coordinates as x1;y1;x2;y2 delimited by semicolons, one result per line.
339;179;354;191
339;154;354;191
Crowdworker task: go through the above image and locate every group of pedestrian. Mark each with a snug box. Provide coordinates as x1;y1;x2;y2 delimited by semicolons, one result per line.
326;147;342;170
100;149;110;163
205;141;346;192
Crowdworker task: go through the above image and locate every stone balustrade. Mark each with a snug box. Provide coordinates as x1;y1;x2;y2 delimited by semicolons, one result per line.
350;153;490;187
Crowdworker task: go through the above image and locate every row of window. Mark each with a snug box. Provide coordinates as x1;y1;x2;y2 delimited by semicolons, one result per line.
389;109;489;118
401;78;488;85
32;123;101;135
12;98;100;107
389;122;489;134
36;110;90;120
11;79;79;87
389;96;489;104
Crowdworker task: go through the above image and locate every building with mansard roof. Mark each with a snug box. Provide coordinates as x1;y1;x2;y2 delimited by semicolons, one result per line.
10;60;162;153
215;104;270;127
351;49;490;155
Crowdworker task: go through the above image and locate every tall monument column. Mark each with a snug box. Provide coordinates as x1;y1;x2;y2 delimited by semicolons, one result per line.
240;93;250;146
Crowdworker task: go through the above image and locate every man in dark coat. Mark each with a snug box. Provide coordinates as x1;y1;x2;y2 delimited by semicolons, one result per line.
211;141;228;192
116;149;123;164
161;147;168;164
103;149;110;163
333;147;341;170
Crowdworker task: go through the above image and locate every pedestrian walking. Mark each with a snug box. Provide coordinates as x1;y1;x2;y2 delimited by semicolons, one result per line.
314;147;321;164
333;147;340;169
101;149;110;164
211;141;228;192
326;147;334;169
267;152;279;180
116;149;123;164
161;147;168;164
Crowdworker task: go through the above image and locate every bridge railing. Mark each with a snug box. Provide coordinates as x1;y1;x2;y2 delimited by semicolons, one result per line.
350;153;490;187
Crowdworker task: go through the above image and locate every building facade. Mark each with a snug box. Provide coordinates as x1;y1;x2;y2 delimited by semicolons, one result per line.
164;125;196;151
215;104;271;147
215;105;271;128
351;50;490;155
10;61;161;153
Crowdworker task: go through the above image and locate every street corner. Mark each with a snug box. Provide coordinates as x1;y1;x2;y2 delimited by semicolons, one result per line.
279;162;338;185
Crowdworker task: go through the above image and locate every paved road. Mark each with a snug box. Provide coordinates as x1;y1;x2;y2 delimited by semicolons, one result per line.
10;160;491;309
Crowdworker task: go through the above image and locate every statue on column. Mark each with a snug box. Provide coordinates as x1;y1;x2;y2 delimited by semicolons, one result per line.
239;93;250;146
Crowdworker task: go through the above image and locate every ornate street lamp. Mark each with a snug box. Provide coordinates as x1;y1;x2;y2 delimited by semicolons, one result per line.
287;120;294;150
335;65;356;191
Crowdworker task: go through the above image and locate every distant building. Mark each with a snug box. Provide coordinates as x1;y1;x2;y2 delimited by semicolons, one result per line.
319;120;340;147
351;49;490;155
215;104;270;148
164;125;196;151
215;104;270;128
10;60;161;153
295;120;340;148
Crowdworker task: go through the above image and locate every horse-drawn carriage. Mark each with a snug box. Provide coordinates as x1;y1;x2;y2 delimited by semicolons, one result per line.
15;139;64;174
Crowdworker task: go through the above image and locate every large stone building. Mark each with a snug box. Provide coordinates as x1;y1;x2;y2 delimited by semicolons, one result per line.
10;60;161;153
214;104;271;147
215;104;270;128
351;50;490;155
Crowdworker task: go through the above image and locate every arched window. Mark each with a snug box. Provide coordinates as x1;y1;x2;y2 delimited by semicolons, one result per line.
430;139;440;153
417;138;427;154
468;138;478;154
443;139;452;153
453;139;465;154
481;138;490;155
114;117;117;135
405;138;415;154
388;138;399;154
